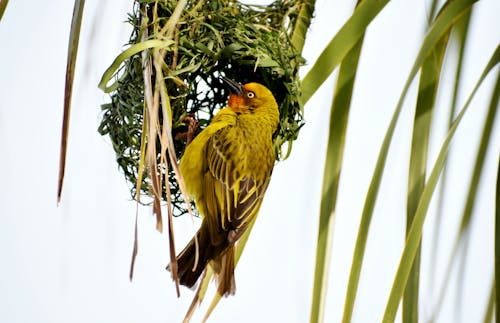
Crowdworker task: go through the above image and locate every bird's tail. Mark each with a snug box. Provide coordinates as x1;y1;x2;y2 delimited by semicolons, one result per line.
213;245;236;296
175;225;211;289
174;224;236;296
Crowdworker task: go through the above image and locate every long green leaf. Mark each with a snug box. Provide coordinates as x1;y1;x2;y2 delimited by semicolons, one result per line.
343;0;477;321
483;279;495;323
496;150;500;323
382;44;500;322
404;27;450;323
0;0;8;21
494;77;500;323
430;7;472;298
448;9;473;126
57;0;85;204
98;39;173;92
300;0;390;106
311;28;365;323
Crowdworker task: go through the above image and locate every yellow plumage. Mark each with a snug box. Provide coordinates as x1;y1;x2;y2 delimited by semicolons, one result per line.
176;78;279;296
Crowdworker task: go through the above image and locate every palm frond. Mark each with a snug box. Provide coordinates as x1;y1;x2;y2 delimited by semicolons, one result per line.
383;44;499;322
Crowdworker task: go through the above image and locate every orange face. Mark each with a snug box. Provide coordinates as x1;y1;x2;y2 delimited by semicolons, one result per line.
228;93;245;112
227;83;262;113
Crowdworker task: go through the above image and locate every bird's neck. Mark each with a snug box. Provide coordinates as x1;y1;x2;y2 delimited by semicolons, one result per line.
237;109;279;134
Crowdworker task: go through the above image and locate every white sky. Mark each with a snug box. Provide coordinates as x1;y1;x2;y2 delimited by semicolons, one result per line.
0;0;499;322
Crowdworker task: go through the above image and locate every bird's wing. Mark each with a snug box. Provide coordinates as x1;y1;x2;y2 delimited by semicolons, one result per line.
203;127;271;245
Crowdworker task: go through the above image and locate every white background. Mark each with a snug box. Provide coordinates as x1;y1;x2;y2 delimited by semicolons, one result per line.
0;0;499;322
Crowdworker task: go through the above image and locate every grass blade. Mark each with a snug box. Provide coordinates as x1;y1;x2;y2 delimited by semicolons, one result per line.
0;0;8;21
496;152;500;323
164;147;180;296
495;81;500;323
300;0;390;106
98;39;173;93
448;9;472;125
57;0;85;204
312;25;365;323
483;279;495;323
382;44;500;323
129;104;148;281
404;25;450;323
430;7;472;298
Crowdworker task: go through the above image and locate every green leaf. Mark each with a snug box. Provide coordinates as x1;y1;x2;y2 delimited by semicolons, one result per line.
494;78;500;323
382;44;500;323
496;166;500;323
98;39;173;93
300;0;390;106
429;7;472;302
0;0;8;21
57;0;85;204
483;279;495;323
311;28;365;323
404;24;450;323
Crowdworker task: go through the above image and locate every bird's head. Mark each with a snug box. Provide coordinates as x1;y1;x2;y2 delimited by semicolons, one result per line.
222;77;279;116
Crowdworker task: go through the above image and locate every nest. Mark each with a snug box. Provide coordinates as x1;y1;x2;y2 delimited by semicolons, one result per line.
98;0;304;215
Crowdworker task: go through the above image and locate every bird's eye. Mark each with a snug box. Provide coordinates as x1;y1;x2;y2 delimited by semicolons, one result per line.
246;91;255;98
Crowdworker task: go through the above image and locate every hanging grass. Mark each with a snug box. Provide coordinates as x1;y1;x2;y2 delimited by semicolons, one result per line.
98;0;304;213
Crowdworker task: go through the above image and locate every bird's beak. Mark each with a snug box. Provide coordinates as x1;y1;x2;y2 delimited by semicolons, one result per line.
221;76;243;96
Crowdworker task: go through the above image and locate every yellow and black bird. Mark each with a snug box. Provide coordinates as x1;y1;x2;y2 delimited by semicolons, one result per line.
175;77;279;296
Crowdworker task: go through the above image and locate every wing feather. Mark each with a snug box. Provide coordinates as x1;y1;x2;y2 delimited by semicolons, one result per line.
203;126;272;243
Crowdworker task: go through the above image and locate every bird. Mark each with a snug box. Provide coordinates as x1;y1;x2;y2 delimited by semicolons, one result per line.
174;76;279;296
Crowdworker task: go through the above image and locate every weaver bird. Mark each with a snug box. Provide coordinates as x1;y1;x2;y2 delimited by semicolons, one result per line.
175;77;279;296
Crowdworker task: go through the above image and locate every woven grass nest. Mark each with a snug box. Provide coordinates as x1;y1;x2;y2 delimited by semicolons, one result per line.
98;0;304;216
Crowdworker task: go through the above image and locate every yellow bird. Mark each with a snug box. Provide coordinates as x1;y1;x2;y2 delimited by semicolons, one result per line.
176;77;279;296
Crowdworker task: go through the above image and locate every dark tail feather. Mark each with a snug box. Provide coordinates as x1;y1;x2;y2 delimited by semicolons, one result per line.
176;226;211;288
215;246;236;296
172;222;236;295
